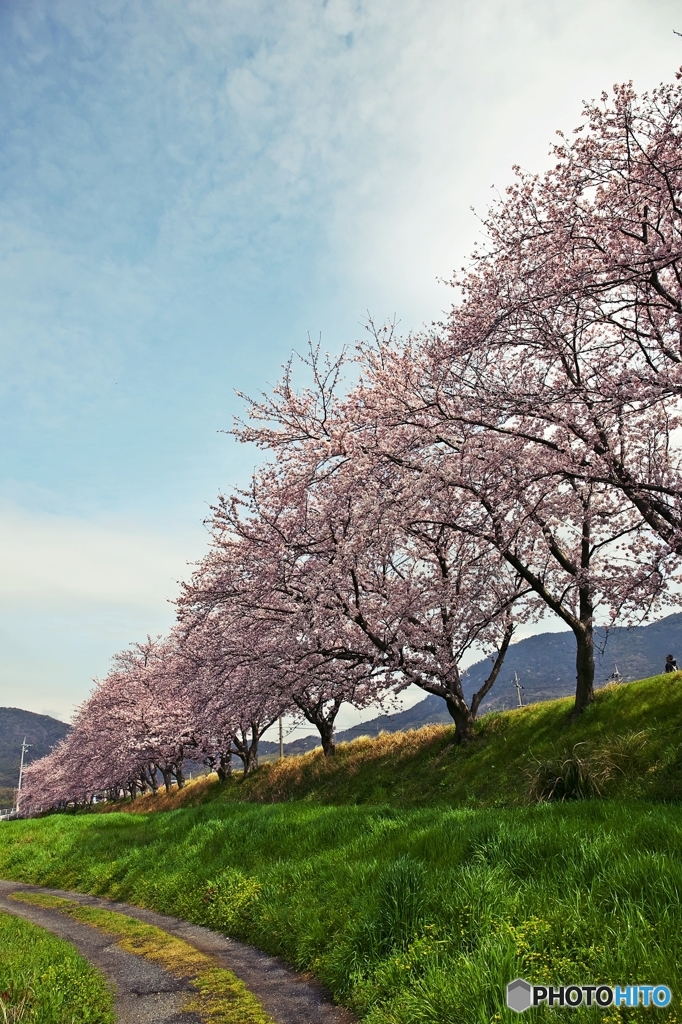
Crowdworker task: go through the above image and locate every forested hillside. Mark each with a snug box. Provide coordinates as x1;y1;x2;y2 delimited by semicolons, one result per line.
0;709;70;788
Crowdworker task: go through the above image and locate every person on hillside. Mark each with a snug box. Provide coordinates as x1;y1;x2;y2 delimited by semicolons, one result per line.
664;654;678;673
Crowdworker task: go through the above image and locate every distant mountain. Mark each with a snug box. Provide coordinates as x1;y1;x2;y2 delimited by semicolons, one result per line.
0;708;70;788
463;612;682;712
261;613;682;755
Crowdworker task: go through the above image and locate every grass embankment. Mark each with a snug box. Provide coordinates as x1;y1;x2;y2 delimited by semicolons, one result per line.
116;675;682;813
0;676;680;1022
10;893;275;1024
0;910;114;1023
1;801;681;1022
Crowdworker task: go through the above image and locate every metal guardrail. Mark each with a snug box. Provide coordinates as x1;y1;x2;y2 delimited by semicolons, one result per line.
0;808;18;821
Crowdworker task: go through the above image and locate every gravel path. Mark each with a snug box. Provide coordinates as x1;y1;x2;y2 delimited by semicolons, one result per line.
0;879;355;1024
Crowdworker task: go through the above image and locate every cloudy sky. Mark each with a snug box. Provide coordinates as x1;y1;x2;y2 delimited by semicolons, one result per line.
1;0;680;726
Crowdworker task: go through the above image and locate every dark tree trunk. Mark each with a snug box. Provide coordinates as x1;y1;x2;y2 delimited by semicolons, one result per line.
233;723;260;776
318;719;336;756
415;666;473;746
470;621;515;719
571;624;595;720
445;698;475;745
174;765;185;790
242;735;259;776
571;577;595;721
216;751;232;782
161;768;173;794
496;507;599;724
294;697;342;757
146;765;158;794
440;627;514;745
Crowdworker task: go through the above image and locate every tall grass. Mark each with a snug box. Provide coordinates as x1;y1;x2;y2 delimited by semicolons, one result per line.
0;800;681;1021
2;677;681;1020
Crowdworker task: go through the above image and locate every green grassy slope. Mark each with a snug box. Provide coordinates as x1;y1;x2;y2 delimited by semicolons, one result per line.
0;802;681;1022
1;676;681;1022
240;675;682;807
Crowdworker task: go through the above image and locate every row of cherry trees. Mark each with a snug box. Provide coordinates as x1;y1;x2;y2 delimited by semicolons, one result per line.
21;73;682;814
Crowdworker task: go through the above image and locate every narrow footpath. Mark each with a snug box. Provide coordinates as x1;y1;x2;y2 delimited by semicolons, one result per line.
0;880;355;1024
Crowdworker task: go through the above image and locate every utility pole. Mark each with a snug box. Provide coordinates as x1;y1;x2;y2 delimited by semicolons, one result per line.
279;717;284;760
514;673;524;708
16;736;31;813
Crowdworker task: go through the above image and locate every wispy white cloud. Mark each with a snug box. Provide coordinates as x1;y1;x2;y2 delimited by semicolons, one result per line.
0;503;199;718
0;504;190;606
3;0;679;376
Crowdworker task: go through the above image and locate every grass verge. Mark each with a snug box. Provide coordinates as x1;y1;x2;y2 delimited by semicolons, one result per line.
0;909;114;1023
9;893;275;1024
1;800;682;1022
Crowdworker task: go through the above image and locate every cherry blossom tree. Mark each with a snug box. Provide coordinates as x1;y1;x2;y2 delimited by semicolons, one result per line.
178;515;384;758
351;334;675;717
99;636;196;793
239;333;676;723
178;611;287;776
20;741;78;815
429;74;682;555
22;635;197;813
228;359;531;743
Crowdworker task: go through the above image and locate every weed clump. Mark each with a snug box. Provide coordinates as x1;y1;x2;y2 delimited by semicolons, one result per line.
526;744;619;801
0;981;32;1024
375;856;427;952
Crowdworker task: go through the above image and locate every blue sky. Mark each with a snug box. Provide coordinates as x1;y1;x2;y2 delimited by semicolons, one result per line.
1;0;680;724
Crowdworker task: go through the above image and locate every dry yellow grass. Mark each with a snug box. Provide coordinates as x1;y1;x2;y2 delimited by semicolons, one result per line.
253;726;450;791
92;725;455;814
96;772;220;814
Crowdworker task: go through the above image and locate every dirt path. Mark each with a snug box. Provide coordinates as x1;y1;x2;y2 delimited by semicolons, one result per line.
0;880;354;1024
